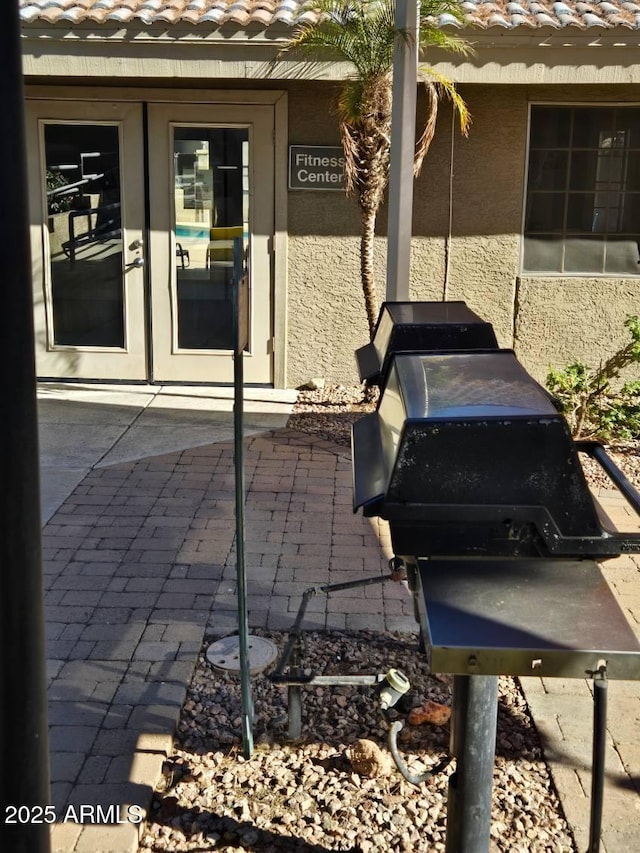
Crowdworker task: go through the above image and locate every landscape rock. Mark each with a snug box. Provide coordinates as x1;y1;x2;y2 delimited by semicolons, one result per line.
408;700;452;727
348;738;393;778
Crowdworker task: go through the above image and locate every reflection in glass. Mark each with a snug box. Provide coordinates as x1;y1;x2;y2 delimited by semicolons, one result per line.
564;237;605;273
566;193;595;232
526;192;565;233
44;124;124;347
604;238;640;274
522;236;563;272
529;107;571;149
528;150;568;192
173;127;249;351
572;108;614;149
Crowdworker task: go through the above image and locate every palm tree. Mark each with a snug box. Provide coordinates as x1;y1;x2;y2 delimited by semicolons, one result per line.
273;0;472;338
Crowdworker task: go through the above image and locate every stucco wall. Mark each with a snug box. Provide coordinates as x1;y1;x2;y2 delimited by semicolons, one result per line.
515;278;640;384
285;82;456;387
285;82;640;389
286;83;375;386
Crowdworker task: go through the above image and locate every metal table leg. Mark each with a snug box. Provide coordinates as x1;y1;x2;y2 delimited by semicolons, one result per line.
588;663;608;853
446;674;499;853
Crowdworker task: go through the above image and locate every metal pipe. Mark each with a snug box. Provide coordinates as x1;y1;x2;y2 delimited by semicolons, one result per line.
446;675;499;853
271;572;407;738
588;666;608;853
577;441;640;516
446;675;468;853
0;2;51;850
388;720;452;786
271;573;390;681
270;587;317;681
233;251;253;760
273;673;386;687
287;636;303;741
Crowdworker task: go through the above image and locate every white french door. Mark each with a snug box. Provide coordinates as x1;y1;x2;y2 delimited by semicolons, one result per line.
147;103;274;384
26;98;275;384
26;100;147;380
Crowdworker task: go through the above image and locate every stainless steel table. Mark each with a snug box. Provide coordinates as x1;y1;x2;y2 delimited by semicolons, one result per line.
415;558;640;853
417;558;640;680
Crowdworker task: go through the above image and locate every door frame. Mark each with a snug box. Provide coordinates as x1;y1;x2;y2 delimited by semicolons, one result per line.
147;103;274;384
25;98;148;380
24;86;289;387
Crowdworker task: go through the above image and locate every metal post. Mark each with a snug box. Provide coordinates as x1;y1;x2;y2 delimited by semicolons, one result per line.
0;2;51;851
386;0;419;301
446;675;499;853
588;666;608;853
233;244;253;759
287;636;303;741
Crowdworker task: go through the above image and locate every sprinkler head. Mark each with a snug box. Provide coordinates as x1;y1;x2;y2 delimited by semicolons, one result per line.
378;668;411;710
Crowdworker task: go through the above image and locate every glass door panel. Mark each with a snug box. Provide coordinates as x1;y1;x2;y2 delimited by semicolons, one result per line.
173;127;249;351
26;100;146;381
148;104;274;384
44;123;124;348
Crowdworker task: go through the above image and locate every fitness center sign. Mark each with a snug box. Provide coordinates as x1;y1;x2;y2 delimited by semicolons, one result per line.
289;146;346;191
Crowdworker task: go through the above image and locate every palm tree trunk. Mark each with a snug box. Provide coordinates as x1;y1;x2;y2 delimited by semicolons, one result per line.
360;206;379;339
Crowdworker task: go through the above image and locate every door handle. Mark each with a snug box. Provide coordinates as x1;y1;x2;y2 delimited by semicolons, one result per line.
126;256;145;269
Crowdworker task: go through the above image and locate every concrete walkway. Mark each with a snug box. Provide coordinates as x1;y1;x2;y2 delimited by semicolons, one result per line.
521;491;640;852
36;384;640;853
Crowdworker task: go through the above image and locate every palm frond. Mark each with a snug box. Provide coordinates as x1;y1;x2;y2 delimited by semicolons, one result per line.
413;82;439;177
268;0;473;335
418;0;467;24
421;65;471;136
271;0;399;78
271;0;473;78
413;65;471;176
418;26;475;57
337;78;366;126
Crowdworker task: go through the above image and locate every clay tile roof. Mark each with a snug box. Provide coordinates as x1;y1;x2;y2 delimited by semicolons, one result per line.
17;0;640;29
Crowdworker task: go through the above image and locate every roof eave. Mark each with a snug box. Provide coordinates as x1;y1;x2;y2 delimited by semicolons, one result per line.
20;22;640;85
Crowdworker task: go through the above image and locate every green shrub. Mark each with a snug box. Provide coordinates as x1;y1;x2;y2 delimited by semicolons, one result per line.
545;315;640;441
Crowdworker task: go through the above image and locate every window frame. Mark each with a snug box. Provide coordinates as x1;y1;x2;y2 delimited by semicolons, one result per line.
521;102;640;278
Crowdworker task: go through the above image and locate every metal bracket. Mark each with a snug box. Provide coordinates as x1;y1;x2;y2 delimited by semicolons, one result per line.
270;568;416;740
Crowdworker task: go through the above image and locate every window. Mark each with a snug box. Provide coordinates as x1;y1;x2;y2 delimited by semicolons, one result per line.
523;105;640;275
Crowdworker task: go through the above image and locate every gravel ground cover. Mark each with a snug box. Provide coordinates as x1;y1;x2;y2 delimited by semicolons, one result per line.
139;384;638;853
139;631;574;853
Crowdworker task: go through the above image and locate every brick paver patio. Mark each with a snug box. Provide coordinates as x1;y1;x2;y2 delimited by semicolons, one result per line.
45;430;415;852
42;428;640;853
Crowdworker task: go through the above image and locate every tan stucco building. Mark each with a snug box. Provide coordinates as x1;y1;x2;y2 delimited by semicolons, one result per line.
20;0;640;388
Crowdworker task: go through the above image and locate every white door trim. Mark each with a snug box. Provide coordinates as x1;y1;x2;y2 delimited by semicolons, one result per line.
25;88;289;387
25;99;147;381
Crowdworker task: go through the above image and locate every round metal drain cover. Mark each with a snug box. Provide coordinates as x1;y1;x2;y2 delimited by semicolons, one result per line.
206;635;278;675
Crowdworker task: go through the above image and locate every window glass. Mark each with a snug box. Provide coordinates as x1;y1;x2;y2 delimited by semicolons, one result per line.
625;156;640;191
526;193;565;232
605;238;640;274
564;237;605;273
621;194;640;232
528;150;568;191
572;108;614;148
44;123;124;347
566;193;595;232
529;107;571;148
522;236;563;272
172;126;249;351
568;151;598;190
523;106;640;275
